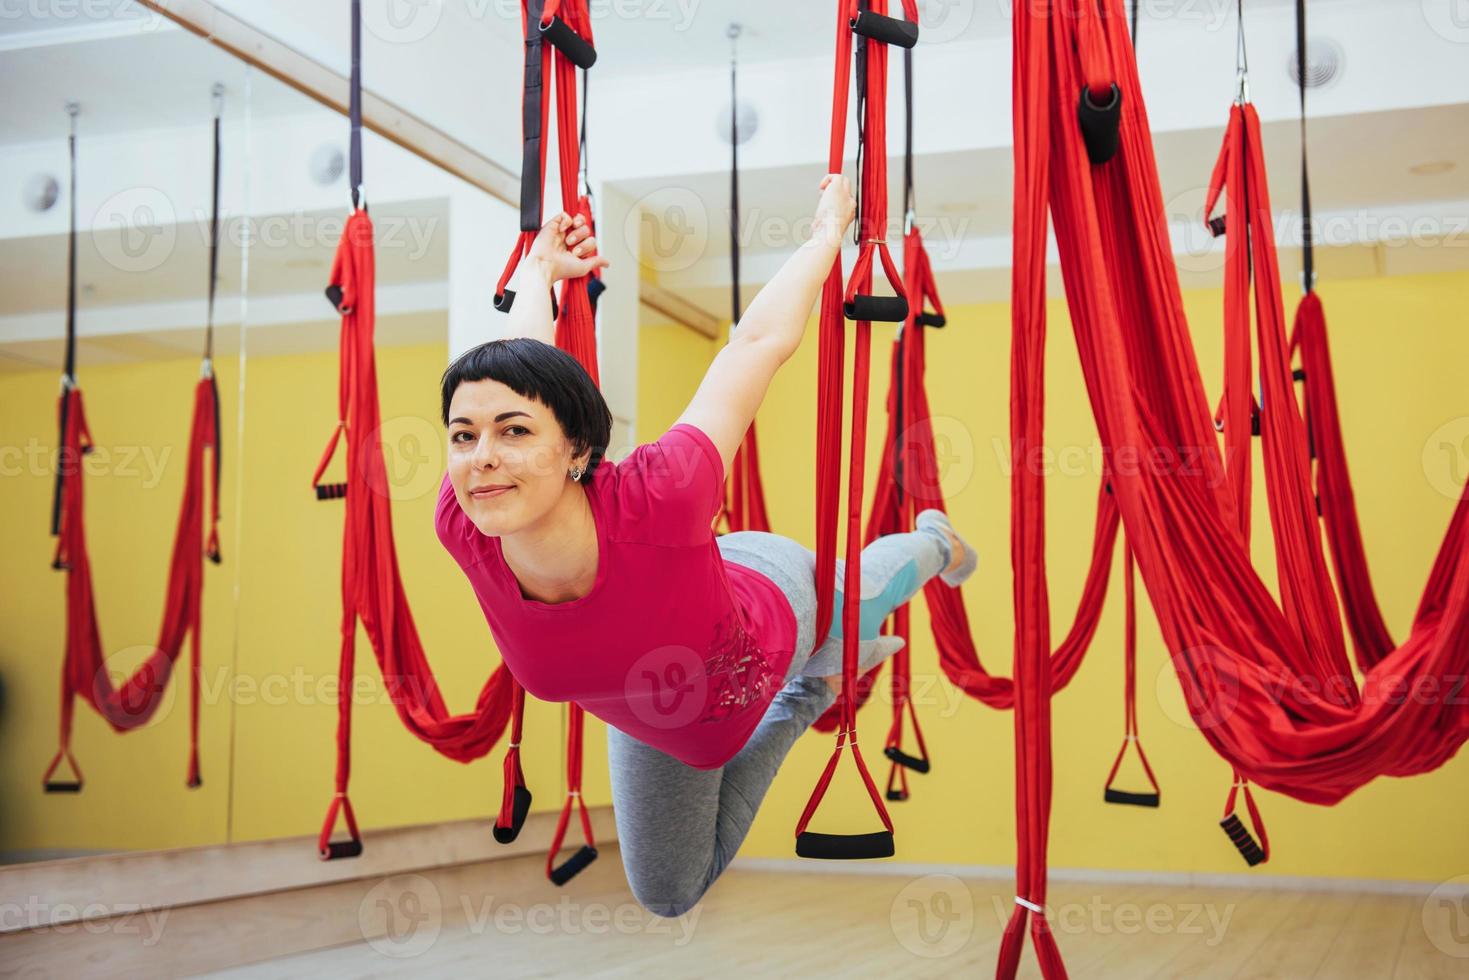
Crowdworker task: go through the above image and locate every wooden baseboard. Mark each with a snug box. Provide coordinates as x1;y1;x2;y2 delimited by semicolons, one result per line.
0;806;616;934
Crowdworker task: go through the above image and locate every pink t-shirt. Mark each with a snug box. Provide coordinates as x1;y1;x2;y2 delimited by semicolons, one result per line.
435;423;798;770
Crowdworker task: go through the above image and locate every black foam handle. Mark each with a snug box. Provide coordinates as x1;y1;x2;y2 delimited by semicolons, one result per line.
587;276;606;311
883;746;932;774
918;312;947;329
1104;788;1160;808
549;845;598;886
493;289;560;321
1208;215;1227;238
1292;368;1307;383
885;789;910;802
321;839;364;861
51;560;69;572
849;11;919;48
208;550;223;566
1077;83;1123;165
1220;814;1266;867
325;284;347;313
492;786;533;845
1251;412;1262;437
187;775;203;789
845;294;910;323
795;831;895;861
44;781;82;794
540;17;597;69
315;483;348;502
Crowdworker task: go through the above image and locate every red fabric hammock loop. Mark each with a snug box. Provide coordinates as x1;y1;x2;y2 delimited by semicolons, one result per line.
1101;541;1161;807
46;376;221;793
546;705;598;885
798;0;929;858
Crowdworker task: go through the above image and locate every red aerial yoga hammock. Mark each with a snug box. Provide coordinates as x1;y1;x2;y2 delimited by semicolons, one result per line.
312;1;603;886
999;0;1469;974
807;27;1136;811
44;96;224;795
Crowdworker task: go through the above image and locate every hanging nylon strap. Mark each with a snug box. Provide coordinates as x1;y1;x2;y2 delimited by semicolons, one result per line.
349;0;363;210
795;0;918;862
546;705;598;885
51;103;81;543
1102;541;1161;807
1296;0;1313;293
203;85;225;564
493;681;532;844
1220;773;1270;866
716;24;772;537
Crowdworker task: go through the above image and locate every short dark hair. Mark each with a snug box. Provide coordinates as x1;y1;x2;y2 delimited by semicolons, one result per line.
440;338;611;484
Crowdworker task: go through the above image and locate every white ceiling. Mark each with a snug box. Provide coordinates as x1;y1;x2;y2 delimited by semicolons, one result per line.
0;20;310;146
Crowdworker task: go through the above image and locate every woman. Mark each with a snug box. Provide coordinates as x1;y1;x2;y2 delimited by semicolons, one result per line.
435;174;976;917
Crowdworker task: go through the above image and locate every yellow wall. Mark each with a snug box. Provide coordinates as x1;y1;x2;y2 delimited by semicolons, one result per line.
2;270;1465;884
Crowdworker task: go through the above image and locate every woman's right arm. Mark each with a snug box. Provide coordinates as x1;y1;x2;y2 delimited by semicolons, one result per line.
674;174;856;476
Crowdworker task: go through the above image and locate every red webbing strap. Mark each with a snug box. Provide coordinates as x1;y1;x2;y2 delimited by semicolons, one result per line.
722;425;772;534
546;704;598;884
495;680;529;840
798;0;916;854
1289;294;1395;670
1203;109;1254;546
45;374;220;792
1101;541;1161;807
1220;773;1270;866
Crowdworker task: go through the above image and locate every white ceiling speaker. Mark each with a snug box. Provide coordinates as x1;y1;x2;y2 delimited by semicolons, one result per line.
23;173;60;213
309;143;346;186
716;101;759;146
1287;37;1344;90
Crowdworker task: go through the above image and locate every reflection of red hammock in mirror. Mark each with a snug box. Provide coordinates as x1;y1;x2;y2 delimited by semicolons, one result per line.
44;101;224;796
44;381;222;794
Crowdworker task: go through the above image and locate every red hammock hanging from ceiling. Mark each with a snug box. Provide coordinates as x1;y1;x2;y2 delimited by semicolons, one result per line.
998;0;1469;974
311;1;602;884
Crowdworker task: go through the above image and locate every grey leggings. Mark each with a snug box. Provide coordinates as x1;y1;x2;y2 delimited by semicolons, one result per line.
606;527;951;918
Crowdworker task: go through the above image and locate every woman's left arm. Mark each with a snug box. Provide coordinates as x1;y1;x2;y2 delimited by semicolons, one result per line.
675;174;854;475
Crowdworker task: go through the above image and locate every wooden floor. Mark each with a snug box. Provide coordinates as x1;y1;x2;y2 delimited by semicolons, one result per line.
202;848;1467;979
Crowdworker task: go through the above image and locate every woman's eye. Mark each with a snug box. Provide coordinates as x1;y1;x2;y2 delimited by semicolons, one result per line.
504;426;529;437
451;431;474;444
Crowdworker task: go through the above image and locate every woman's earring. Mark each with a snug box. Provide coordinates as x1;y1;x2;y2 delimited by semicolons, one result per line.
569;465;584;482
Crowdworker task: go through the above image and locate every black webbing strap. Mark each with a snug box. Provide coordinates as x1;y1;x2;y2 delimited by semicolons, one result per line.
902;42;913;222
579;68;591;200
51;103;80;541
729;24;742;327
207;86;225;530
349;0;363;210
1296;0;1313;293
519;0;548;231
206;86;223;364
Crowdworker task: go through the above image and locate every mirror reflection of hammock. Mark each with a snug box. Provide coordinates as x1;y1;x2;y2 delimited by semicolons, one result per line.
44;94;226;797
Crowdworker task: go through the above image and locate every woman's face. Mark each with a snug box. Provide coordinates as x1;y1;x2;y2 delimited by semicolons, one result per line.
446;378;584;536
